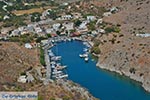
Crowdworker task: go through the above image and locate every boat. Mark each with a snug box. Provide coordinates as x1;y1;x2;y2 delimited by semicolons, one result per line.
68;38;71;41
51;56;61;61
85;57;89;62
79;54;84;58
79;54;88;58
83;48;88;52
56;74;68;79
52;71;62;74
55;65;67;70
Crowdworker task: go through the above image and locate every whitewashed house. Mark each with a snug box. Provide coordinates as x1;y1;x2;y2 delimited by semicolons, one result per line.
87;16;96;21
61;15;72;20
96;19;103;25
18;76;27;83
45;28;54;34
41;39;48;45
3;15;10;20
53;23;61;31
98;29;105;33
18;26;25;32
103;12;112;17
10;29;20;36
34;27;43;33
25;43;32;49
110;7;119;13
79;21;88;30
63;22;74;31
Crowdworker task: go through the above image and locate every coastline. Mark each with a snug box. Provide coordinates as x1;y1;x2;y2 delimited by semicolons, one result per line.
96;61;150;93
43;38;98;100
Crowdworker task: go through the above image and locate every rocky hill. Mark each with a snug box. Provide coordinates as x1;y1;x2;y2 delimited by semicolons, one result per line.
90;0;150;92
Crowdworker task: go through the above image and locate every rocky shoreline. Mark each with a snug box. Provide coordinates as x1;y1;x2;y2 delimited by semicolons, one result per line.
96;61;150;92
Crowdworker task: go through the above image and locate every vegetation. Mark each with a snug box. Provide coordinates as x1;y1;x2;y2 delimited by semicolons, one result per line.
9;34;34;43
47;10;57;20
129;68;136;74
74;19;82;27
87;21;96;31
31;12;41;22
3;15;26;27
36;36;47;43
38;96;44;100
50;98;56;100
105;26;121;33
40;46;46;66
91;46;101;54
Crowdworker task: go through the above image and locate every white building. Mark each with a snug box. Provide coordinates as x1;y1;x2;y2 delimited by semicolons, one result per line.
79;21;88;30
110;7;119;13
45;28;54;34
63;22;74;30
98;29;105;33
25;43;32;49
58;15;73;20
103;12;112;17
87;16;96;21
34;27;43;33
3;15;10;20
18;76;27;83
96;19;103;25
10;29;20;36
41;39;48;45
53;23;61;31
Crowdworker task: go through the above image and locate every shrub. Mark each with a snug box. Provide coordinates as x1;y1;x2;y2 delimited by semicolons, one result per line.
91;46;101;54
40;47;46;66
105;26;120;33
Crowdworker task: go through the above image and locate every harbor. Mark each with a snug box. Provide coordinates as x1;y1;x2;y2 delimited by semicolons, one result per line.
50;40;150;100
43;36;92;81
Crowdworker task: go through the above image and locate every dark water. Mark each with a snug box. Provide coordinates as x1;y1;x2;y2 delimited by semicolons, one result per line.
51;40;150;100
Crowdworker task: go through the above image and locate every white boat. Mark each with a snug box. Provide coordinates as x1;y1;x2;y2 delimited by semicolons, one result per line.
79;54;84;58
83;48;88;52
55;65;67;70
51;64;55;68
52;71;62;74
51;56;61;61
85;57;88;62
56;74;68;79
79;54;88;58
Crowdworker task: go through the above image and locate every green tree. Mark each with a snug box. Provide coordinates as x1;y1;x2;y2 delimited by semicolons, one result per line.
74;19;82;27
91;46;101;54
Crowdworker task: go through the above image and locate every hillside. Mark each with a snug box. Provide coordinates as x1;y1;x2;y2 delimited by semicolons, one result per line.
0;42;97;100
89;0;150;92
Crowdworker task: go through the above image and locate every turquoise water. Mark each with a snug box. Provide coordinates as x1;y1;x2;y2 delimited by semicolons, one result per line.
51;40;150;100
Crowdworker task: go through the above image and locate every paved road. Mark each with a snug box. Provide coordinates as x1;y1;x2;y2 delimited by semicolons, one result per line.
44;44;51;80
